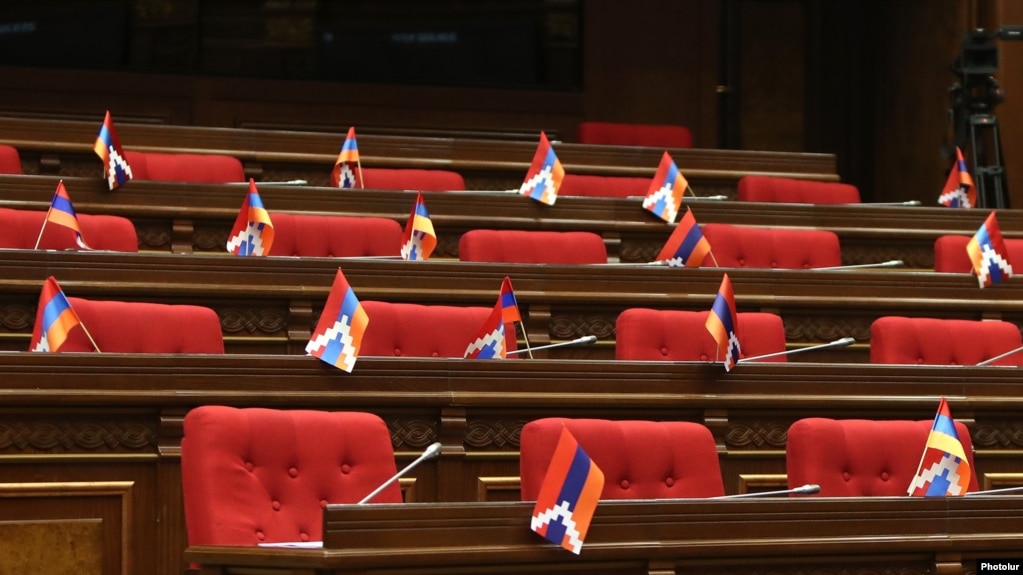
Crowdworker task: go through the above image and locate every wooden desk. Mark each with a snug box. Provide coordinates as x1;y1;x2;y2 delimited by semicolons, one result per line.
0;249;1020;361
185;497;1023;574
4;353;1023;575
0;115;837;196
0;173;1003;268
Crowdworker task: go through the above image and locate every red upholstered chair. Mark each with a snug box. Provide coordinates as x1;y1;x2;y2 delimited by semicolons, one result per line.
267;213;402;257
0;207;138;252
459;230;607;264
0;144;21;174
934;234;1023;273
520;418;724;500
615;309;787;362
699;223;842;269
124;150;245;183
577;121;693;149
362;168;466;191
59;297;224;353
558;174;653;198
870;316;1022;366
181;406;400;546
737;175;860;204
360;301;516;357
786;417;979;496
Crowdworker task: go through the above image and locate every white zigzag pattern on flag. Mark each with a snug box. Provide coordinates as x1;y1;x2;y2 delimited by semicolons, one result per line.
666;256;686;268
907;453;966;495
520;166;556;203
32;333;50;353
339;164;357;188
464;327;505;358
725;332;741;368
978;243;1013;287
105;145;133;188
226;223;267;256
530;501;584;554
642;184;677;222
938;188;971;208
305;317;357;372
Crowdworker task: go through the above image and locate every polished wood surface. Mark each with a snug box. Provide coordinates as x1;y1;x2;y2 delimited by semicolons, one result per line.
0;115;837;197
185;497;1023;574
0;173;1004;268
4;353;1023;575
0;249;1020;361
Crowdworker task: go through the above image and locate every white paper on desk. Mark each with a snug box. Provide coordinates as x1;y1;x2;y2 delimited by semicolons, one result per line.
257;541;323;549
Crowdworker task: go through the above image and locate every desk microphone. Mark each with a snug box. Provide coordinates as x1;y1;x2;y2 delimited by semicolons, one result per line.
964;485;1023;496
862;200;922;206
738;337;855;363
975;344;1023;367
357;442;442;504
812;260;905;271
506;335;597;356
712;484;820;499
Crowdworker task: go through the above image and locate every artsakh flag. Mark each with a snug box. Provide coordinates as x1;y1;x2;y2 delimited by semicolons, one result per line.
331;127;362;189
705;273;741;371
44;180;91;249
907;397;972;497
226;179;275;256
499;276;521;324
305;268;369;373
93;110;133;190
642;151;687;223
519;131;564;206
966;211;1012;288
938;147;976;208
400;191;437;261
28;276;83;352
529;427;604;555
655;208;711;267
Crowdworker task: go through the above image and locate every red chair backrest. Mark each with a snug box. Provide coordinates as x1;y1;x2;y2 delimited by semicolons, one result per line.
0;207;138;252
360;301;517;358
181;406;400;546
934;234;1023;273
786;417;979;496
362;168;466;191
616;309;787;362
700;223;842;269
870;316;1022;366
558;174;653;198
737;175;860;204
459;230;607;264
577;121;693;149
268;213;402;257
520;418;724;500
60;297;224;353
124;150;245;183
0;144;21;174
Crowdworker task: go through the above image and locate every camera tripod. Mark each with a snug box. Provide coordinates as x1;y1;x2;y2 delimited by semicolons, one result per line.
966;112;1008;209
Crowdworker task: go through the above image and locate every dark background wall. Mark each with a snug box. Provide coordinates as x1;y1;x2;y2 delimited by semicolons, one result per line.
0;0;1020;206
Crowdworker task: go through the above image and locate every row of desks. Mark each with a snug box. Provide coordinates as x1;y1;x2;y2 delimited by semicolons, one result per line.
0;174;1004;268
2;354;1023;575
0;249;1017;361
0;115;838;196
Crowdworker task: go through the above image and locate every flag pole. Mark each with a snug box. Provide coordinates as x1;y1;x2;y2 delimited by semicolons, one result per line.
66;303;102;353
517;321;534;359
357;157;365;190
707;250;720;267
685;184;698;198
34;186;59;250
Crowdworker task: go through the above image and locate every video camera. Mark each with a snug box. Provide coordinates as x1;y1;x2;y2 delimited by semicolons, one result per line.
951;26;1023;114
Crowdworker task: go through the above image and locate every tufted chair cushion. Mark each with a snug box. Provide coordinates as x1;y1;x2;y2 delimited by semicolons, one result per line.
558;174;654;198
786;417;979;496
181;406;400;546
520;418;724;500
60;297;224;353
0;144;21;174
459;229;607;264
870;316;1022;366
268;213;402;258
124;150;245;183
577;121;692;149
934;234;1023;273
0;207;138;252
615;309;787;362
700;223;842;269
737;175;860;204
360;301;516;357
361;168;466;191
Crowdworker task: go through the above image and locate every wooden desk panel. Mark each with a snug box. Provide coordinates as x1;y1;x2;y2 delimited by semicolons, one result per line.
4;354;1023;575
0;115;837;197
185;498;1023;574
0;249;1020;362
0;174;1004;268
